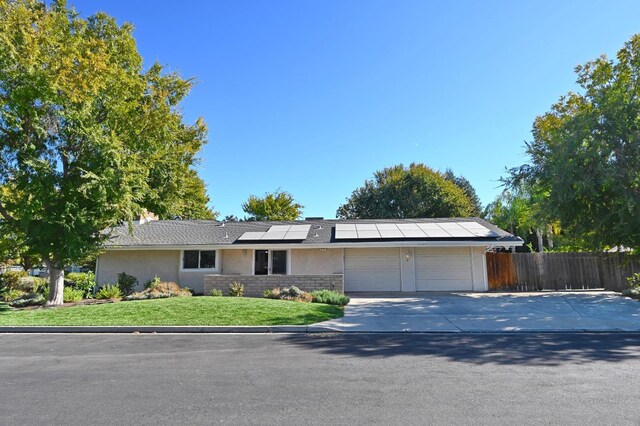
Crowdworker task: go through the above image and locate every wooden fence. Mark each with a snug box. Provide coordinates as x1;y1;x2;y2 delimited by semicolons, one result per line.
486;252;640;292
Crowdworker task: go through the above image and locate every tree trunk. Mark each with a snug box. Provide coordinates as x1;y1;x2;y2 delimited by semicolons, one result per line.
546;224;554;250
45;260;65;306
21;255;33;272
536;228;544;253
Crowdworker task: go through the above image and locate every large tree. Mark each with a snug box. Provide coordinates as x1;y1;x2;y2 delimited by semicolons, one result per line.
483;189;559;252
242;190;303;221
510;34;640;250
0;0;213;305
443;168;483;216
337;163;477;219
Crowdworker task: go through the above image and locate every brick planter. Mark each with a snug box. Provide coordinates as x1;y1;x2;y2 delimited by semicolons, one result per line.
204;274;344;297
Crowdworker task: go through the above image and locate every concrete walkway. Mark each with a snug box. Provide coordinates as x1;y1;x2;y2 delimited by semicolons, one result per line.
315;292;640;332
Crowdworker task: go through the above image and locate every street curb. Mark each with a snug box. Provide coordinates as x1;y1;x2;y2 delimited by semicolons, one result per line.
0;325;312;333
1;326;639;334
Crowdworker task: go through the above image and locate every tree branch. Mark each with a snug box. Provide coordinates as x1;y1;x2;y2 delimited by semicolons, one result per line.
0;201;16;223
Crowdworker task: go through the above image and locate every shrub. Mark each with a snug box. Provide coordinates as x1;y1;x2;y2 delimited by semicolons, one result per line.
210;289;223;297
263;286;312;302
31;277;48;294
10;293;45;308
229;281;244;297
63;287;84;303
311;290;350;306
144;275;161;289
0;270;28;290
66;272;87;283
263;288;278;299
3;289;26;302
623;273;640;299
68;272;96;298
123;281;191;301
117;272;138;295
96;284;122;300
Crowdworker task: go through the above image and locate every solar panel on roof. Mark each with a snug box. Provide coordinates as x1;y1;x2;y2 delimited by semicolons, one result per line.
237;224;311;241
332;221;499;240
237;231;266;240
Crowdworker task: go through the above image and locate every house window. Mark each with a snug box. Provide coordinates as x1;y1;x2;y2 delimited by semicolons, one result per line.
254;250;288;275
182;250;217;270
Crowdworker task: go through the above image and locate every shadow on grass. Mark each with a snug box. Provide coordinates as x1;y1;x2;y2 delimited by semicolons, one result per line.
278;332;640;366
268;305;344;325
0;303;9;314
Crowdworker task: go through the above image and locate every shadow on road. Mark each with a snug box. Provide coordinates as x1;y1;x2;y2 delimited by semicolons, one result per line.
278;332;640;366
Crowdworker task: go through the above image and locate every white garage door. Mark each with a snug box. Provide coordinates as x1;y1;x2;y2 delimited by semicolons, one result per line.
415;247;474;291
344;248;401;292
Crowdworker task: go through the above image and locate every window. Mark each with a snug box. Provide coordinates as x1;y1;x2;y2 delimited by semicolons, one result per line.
254;250;288;275
182;250;217;270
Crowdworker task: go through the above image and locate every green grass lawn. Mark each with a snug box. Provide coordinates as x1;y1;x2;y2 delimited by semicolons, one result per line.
0;297;343;326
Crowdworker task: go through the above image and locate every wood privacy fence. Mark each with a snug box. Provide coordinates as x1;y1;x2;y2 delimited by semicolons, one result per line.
486;252;640;292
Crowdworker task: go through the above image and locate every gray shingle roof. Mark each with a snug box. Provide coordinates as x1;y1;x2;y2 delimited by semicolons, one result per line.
105;218;522;247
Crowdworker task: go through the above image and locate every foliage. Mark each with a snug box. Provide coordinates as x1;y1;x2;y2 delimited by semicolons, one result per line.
123;281;191;300
0;297;344;326
229;281;245;297
310;290;350;306
242;190;303;221
484;189;561;252
30;277;48;294
96;284;122;300
337;163;477;219
263;286;313;302
3;289;26;302
9;292;45;308
508;34;640;250
63;287;84;303
144;275;161;289
209;289;223;297
117;272;138;296
0;0;213;305
66;273;88;284
222;215;239;222
67;272;96;297
623;273;640;299
443;169;483;216
0;270;28;291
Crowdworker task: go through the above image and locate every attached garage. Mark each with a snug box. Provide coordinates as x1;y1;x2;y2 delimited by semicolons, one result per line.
344;248;401;292
414;247;474;291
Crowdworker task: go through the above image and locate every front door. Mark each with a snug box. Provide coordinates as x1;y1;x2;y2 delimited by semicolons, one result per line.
254;250;269;275
254;250;288;275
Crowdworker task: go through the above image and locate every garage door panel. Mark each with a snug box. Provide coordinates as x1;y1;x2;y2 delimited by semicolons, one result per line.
417;268;472;280
344;248;401;292
415;251;473;291
419;279;474;291
415;255;471;269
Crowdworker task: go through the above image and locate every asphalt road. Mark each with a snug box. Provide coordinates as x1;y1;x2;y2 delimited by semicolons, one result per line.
1;333;639;425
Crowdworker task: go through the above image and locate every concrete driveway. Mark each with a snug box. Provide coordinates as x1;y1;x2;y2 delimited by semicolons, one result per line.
315;292;640;332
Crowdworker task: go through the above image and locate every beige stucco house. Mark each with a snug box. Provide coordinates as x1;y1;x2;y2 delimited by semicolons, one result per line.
96;218;522;296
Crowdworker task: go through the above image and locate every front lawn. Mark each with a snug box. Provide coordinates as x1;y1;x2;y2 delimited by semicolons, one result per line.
0;297;343;326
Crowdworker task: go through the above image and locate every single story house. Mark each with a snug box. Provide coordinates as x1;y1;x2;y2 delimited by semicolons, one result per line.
96;217;523;296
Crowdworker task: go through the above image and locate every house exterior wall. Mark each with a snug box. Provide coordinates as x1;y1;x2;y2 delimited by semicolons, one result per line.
220;249;252;275
96;250;180;292
290;248;343;275
204;274;344;297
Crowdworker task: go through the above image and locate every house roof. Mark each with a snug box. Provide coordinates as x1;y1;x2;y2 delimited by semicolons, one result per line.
105;217;523;249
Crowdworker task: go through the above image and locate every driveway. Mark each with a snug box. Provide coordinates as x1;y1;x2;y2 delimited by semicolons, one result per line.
315;291;640;332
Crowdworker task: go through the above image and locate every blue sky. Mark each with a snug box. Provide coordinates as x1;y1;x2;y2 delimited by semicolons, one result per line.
70;0;640;219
